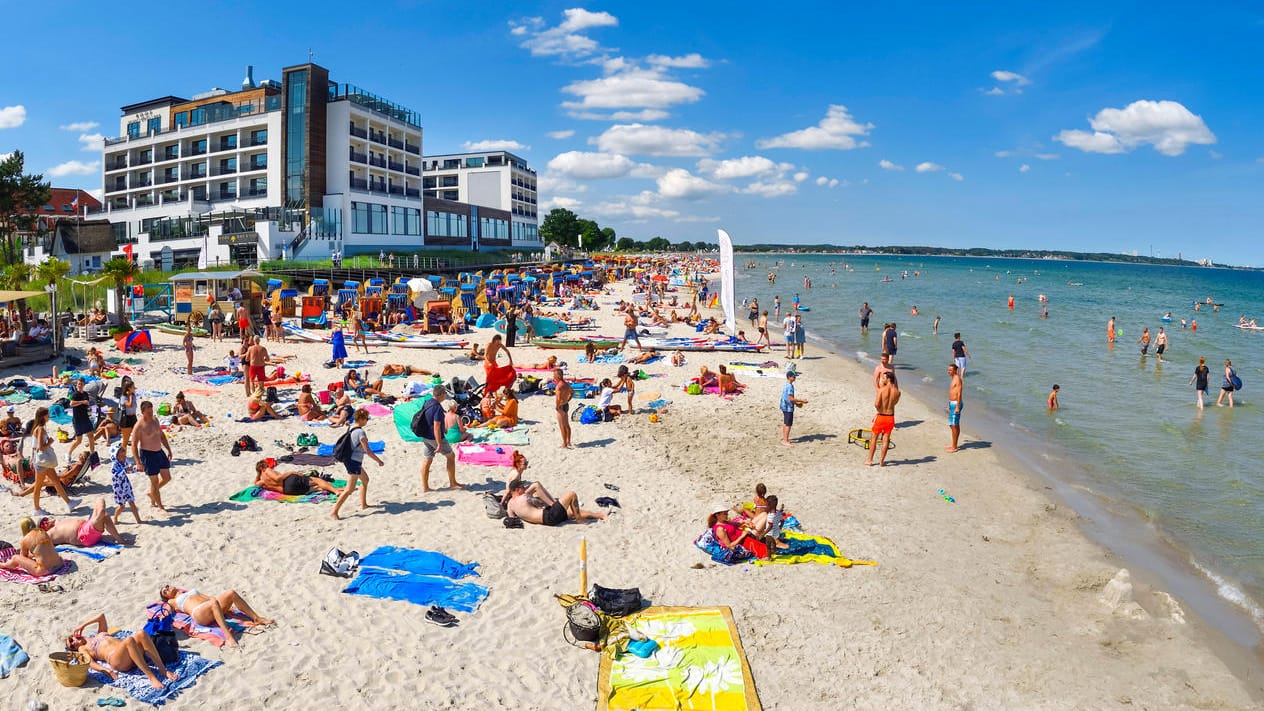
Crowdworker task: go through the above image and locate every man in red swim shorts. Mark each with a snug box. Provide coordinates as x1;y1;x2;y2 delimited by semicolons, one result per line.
244;336;269;397
865;371;901;467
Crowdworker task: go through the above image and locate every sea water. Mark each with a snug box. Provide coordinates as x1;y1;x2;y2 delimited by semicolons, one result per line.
734;254;1264;644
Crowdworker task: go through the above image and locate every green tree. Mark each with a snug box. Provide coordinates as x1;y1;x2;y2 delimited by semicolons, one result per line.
539;208;582;248
578;219;604;251
616;237;637;251
645;236;672;252
675;241;694;252
0;151;53;265
35;256;70;287
102;256;139;331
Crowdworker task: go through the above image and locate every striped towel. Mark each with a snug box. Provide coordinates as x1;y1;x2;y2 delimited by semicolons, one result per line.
55;542;124;562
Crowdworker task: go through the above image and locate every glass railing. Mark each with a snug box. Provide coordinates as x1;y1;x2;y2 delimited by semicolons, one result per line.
328;82;421;127
405;188;420;198
349;150;367;164
370;131;387;144
350;124;368;138
350;178;368;190
388;161;404;171
405;166;420;176
369;156;386;168
405;142;420;154
388;137;404;149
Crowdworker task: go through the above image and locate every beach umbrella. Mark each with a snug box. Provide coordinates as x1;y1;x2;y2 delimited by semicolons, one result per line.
651;274;669;282
407;277;432;292
411;290;441;308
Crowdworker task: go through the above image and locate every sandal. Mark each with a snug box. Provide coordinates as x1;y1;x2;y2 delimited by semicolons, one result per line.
38;583;65;593
425;606;458;627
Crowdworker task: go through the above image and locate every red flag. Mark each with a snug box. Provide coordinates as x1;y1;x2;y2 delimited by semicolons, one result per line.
122;243;134;260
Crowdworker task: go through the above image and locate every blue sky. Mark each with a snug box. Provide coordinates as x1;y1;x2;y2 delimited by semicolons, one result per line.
2;1;1262;265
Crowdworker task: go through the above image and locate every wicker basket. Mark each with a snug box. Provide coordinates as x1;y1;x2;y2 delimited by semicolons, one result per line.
49;652;88;687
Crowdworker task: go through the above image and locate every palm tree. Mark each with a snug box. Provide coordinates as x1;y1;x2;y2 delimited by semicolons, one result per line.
0;262;32;331
34;256;70;288
101;256;139;331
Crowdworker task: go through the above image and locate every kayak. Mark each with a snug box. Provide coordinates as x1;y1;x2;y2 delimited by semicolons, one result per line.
155;323;209;337
533;338;621;350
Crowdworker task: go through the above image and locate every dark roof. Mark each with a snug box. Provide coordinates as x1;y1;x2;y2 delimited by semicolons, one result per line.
56;220;115;254
20;188;102;218
119;95;188;114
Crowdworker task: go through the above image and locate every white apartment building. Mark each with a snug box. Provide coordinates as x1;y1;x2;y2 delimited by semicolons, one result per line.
422;150;541;248
99;63;435;267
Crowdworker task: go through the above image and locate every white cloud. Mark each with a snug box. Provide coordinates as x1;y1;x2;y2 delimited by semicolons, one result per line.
983;87;1006;96
696;155;780;179
462;139;528;152
1055;100;1215;156
0;105;26;129
1208;150;1223;159
562;65;704;118
915;162;944;173
743;179;797;198
1034;153;1059;160
1019;164;1031;173
86;188;103;202
829;178;840;188
47;160;99;177
590;193;681;221
509;9;617;59
592;123;723;157
546;151;653;180
793;171;809;182
949;172;964;181
814;176;828;186
569;108;671;122
656;168;729;200
60;121;98;132
646;53;709;69
994;150;1013;158
541;195;582;211
77;133;104;152
879;159;903;171
756;104;873;150
991;70;1031;86
546;130;575;139
537;173;589;194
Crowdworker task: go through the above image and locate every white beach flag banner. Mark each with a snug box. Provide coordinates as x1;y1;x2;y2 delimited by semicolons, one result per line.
717;228;737;335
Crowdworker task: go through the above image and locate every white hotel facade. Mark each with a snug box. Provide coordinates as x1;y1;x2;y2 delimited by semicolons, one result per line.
97;63;541;268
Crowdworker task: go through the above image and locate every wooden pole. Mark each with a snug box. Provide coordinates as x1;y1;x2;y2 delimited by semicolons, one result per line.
579;537;588;597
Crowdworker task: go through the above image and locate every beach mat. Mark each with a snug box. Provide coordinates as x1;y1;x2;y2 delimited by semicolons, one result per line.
88;632;221;706
228;480;346;504
345;546;487;613
456;444;516;467
170;609;259;648
579;354;625;364
0;547;72;583
597;606;761;711
392;396;433;443
278;452;336;466
753;531;876;567
316;441;384;456
55;542;124;562
465;426;530;446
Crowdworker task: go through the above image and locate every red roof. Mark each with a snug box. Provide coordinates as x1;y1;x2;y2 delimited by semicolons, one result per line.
18;188;103;218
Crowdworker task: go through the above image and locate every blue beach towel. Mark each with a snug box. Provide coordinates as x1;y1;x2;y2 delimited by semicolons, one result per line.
48;404;73;425
88;632;221;706
0;634;29;678
56;542;124;562
317;440;385;456
360;546;480;579
206;375;239;386
578;354;625;364
344;569;489;613
331;329;348;362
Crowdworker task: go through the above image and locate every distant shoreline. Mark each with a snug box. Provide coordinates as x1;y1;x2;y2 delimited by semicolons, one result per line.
734;246;1245;270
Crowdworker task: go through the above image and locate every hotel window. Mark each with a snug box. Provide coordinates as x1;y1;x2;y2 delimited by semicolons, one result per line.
249;154;266;170
391;207;421;235
164;145;179;160
174;112;188;128
426;210;467;238
147;117;161;135
190;107;206;126
352;202;387;234
422;177;436;189
442;190;458;201
248;177;267;197
219;135;237;151
126;121;140;139
250;129;267;146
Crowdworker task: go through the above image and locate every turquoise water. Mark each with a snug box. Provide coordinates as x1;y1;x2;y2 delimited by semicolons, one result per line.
735;254;1264;636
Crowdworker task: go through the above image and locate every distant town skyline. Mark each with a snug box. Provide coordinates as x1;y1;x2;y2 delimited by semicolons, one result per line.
2;2;1262;265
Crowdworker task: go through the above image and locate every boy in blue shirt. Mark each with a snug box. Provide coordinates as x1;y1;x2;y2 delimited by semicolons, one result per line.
780;372;807;446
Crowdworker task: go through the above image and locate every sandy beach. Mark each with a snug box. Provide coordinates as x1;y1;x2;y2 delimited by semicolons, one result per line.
0;274;1259;710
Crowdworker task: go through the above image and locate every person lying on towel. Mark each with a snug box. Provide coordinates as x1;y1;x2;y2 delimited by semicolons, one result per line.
157;585;273;648
381;364;432;377
41;498;127;547
66;613;178;689
254;459;343;496
505;463;606;526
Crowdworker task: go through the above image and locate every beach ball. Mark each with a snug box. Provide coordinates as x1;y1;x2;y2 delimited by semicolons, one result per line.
648;413;660;423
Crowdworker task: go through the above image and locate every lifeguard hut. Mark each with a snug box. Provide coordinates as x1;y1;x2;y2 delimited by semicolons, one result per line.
171;270;263;326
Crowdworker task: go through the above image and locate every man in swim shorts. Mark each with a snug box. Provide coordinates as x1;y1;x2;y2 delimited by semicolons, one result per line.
44;497;125;547
947;363;964;453
859;302;872;334
244;336;269;397
1155;327;1167;362
505;479;606;526
619;311;642;351
554;368;573;448
951;333;969;377
254;459;343;496
131;401;174;512
865;371;900;466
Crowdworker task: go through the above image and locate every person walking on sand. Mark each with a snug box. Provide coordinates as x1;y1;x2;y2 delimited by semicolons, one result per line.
131;402;173;512
417;386;461;493
793;313;806;359
951;332;970;377
350;310;369;354
779;371;807;446
1190;356;1210;409
1155;327;1168;362
235;302;251;347
244;336;269;398
66;378;96;458
183;320;195;375
865;371;900;467
946;363;964;453
859;302;873;334
554;368;573;448
1217;359;1237;408
331;408;383;520
873;352;894;391
619;310;642;351
882;322;898;364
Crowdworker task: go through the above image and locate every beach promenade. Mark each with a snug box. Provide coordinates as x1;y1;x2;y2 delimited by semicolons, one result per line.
0;274;1257;710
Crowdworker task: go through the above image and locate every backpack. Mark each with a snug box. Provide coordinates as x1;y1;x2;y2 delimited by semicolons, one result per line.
332;426;361;463
411;400;440;439
686;383;702;395
482;492;507;519
519;375;540;394
265;386;279;403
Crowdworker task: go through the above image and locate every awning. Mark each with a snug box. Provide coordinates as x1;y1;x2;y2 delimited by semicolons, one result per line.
0;289;48;301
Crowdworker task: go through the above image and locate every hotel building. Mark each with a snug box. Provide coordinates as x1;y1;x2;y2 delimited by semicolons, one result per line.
98;63;539;268
422;150;540;247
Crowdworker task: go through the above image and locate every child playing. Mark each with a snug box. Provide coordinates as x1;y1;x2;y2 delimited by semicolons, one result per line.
1048;384;1060;410
224;350;243;376
752;495;789;551
753;483;769;514
109;442;141;524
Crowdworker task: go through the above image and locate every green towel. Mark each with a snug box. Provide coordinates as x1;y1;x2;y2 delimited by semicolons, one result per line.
228;480;347;503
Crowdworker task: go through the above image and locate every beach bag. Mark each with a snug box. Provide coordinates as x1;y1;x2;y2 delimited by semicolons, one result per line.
266;386;279;403
236;435;259;452
519;375;540;394
319;547;360;578
589;585;643;617
1232;375;1243;391
686;383;702;395
482;492;507;519
317;390;332;405
332;427;361;464
152;630;179;665
579;406;601;425
28;385;48;400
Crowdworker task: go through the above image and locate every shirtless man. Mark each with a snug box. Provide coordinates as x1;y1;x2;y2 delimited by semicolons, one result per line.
235;303;251;347
1137;327;1151;356
254;460;343;496
130;401;173;511
44;498;126;547
865;371;900;467
381;363;432;377
244;336;269;397
872;353;894;391
505;479;606;526
1107;316;1116;344
553;368;573;449
1155;327;1168;363
946;363;964;453
619;310;642;351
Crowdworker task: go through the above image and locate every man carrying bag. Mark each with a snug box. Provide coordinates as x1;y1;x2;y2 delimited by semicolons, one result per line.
412;385;461;493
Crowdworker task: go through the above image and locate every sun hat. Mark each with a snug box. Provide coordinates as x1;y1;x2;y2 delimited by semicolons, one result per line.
109;442;123;459
5;406;13;413
711;503;731;515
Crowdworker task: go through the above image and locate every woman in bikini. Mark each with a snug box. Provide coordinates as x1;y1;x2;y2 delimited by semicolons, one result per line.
296;384;326;421
246;388;285;421
183;320;195;375
0;516;65;576
119;381;138;452
158;586;273;648
66;613;178;690
172;392;208;427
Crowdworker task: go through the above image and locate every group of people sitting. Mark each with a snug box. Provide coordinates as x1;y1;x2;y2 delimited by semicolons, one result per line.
703;483;790;561
697;365;743;395
0;498;126;576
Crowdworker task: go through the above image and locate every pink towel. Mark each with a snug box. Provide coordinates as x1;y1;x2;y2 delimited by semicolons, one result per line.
0;547;71;584
363;403;392;417
171;610;255;647
456;444;516;467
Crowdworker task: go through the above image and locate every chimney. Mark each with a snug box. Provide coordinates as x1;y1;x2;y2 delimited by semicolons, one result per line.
242;65;256;90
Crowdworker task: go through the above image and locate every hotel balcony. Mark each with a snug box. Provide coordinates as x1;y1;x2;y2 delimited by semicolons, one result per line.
349;149;367;164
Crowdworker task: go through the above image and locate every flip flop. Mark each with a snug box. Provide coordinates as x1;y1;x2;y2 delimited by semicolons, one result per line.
603;483;619;491
96;697;126;707
38;583;65;593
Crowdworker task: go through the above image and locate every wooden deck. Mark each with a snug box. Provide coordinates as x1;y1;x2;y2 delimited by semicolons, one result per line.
0;343;56;376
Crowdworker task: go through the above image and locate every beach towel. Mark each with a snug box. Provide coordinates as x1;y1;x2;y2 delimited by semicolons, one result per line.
0;546;72;583
597;606;761;711
484;361;517;394
456;444;516;467
56;541;124;562
88;632;221;707
363;403;392;417
48;405;72;425
206;375;241;386
228;480;345;504
317;441;384;456
1;393;31;405
342;360;375;368
516;366;565;373
169;610;257;648
464;426;531;446
345;546;487;613
752;531;875;567
579;354;625;364
0;633;29;678
278;452;336;466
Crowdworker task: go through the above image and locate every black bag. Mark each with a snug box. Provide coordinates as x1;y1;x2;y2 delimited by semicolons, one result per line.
519;376;540;394
265;386;279;403
589;585;643;617
152;630;180;665
237;435;259;452
332;426;360;464
411;400;439;439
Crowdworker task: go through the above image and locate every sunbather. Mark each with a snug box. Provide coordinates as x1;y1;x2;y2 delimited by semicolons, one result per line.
66;613;178;690
627;348;660;365
473;389;519;428
506;476;606;526
296;384;326;421
527;355;560;370
172;392;208;426
718;365;742;395
44;497;126;546
327;390;355;427
381;364;432;377
253;459;343;495
9;451;90;497
246;388;285;421
0;516;64;576
157;585;273;648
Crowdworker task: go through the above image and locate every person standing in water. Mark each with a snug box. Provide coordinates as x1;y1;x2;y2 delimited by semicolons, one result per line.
859;302;873;335
1048;384;1060;410
932;315;940;335
1190;356;1210;409
1155;327;1168;363
1137;327;1151;356
1217;359;1237;408
1107;316;1116;344
951;333;969;378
